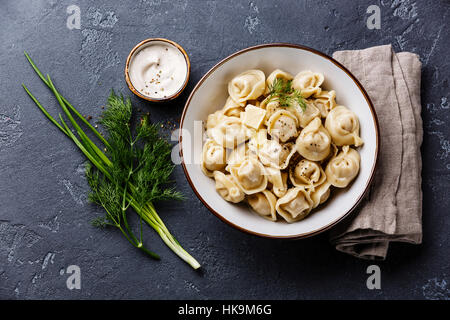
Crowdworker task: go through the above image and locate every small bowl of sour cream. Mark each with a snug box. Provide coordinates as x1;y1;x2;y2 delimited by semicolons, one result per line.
125;38;190;102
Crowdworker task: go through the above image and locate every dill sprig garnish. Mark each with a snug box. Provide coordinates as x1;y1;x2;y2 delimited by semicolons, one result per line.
22;52;200;269
266;78;307;111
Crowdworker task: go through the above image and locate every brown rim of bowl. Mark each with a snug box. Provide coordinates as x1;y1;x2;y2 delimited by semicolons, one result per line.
124;38;191;102
179;43;380;240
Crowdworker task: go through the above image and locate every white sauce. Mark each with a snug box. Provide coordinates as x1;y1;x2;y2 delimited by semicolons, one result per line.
128;41;187;99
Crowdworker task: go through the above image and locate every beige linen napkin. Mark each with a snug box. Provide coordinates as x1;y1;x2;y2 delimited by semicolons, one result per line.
329;44;423;260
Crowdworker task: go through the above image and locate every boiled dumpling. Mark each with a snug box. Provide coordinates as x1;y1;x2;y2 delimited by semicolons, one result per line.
206;110;226;130
289;159;326;191
264;69;294;94
267;109;299;142
201;139;227;177
289;100;320;128
247;129;267;154
222;96;245;117
213;171;245;203
292;70;324;98
228;70;266;106
310;182;331;208
209;117;252;148
325;105;363;147
265;166;288;198
314;90;336;118
295;117;331;161
261;99;280;126
276;187;313;223
267;69;294;86
258;138;296;170
325;145;360;188
247;190;278;221
226;143;254;170
229;157;268;194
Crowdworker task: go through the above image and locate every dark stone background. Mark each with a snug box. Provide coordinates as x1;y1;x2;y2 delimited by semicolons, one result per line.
0;0;449;299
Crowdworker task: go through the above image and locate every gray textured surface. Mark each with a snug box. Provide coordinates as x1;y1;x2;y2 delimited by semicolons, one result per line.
0;0;449;300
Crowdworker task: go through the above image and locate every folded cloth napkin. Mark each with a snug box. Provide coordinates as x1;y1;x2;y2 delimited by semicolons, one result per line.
329;44;423;260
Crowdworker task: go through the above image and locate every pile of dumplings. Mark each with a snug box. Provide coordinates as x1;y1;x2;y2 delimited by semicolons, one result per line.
201;69;363;223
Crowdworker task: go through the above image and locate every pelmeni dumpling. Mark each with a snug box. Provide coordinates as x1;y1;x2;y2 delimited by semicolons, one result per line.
267;109;299;142
261;99;280;126
292;70;324;98
264;69;294;94
206;110;226;130
325;105;363;147
206;97;246;130
226;143;254;170
289;100;320;128
265;166;288;198
325;145;360;188
295;117;331;161
289;159;326;191
247;190;278;221
222;96;245;117
247;129;269;155
314;90;336;118
310;182;331;208
276;187;313;223
201;139;227;177
229;157;268;194
258;139;296;170
213;171;245;203
228;70;266;106
209;117;252;148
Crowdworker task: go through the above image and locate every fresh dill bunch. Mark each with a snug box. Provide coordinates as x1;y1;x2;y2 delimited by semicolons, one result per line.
266;78;307;111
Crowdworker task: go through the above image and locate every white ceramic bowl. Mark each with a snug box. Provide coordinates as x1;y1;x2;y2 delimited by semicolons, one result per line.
180;43;379;239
